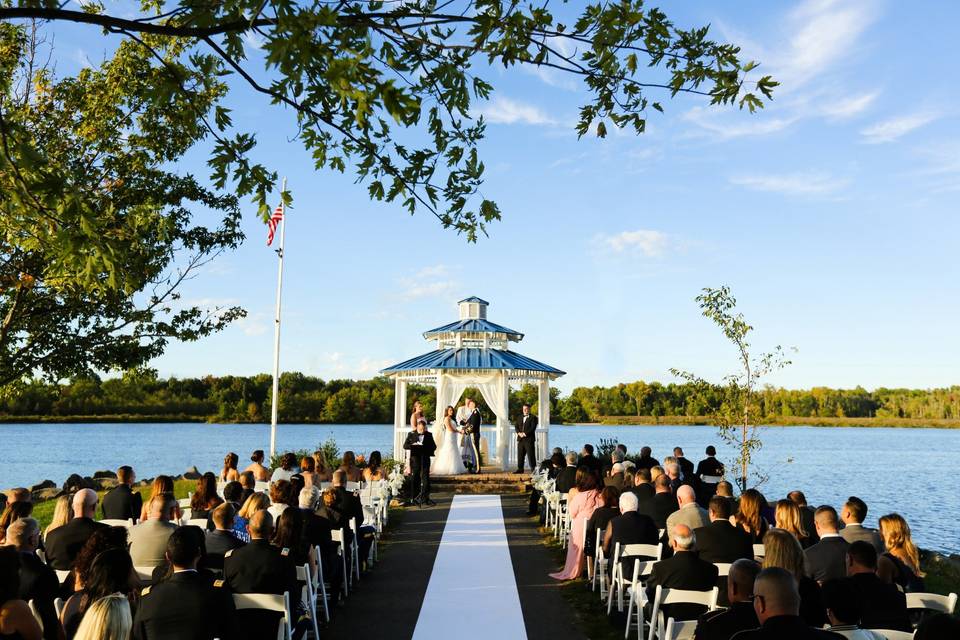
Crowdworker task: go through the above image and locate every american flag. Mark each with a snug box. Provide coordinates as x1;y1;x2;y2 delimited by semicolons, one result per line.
266;204;284;246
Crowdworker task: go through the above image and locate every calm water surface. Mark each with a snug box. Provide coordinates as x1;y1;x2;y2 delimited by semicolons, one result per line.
1;422;957;552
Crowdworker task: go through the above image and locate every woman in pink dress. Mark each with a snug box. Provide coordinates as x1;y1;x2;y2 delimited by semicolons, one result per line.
550;468;601;580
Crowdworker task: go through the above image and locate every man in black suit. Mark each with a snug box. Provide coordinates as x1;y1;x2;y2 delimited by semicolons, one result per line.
788;491;819;545
133;527;237;640
835;541;910;631
515;403;538;473
673;447;695;480
224;511;298;640
459;399;482;472
731;567;844;639
555;452;578;493
101;465;143;522
404;420;437;505
578;444;602;478
695;496;754;563
839;496;883;552
204;503;245;571
642;474;678;530
695;559;761;640
7;518;60;640
603;491;659;572
635;446;660;471
630;468;655;508
803;506;849;583
44;488;106;570
645;524;719;621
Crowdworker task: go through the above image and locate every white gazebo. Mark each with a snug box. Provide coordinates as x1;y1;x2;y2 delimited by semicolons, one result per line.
382;296;565;470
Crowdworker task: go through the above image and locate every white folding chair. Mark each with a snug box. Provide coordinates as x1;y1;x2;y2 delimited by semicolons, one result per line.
905;591;957;616
186;518;208;528
330;528;349;597
99;518;134;528
179;509;193;525
664;617;698;640
178;496;192;508
752;543;765;559
348;517;361;582
871;630;914;640
232;592;292;640
255;481;270;492
319;482;332;491
609;543;663;614
55;570;70;584
35;549;46;564
312;545;330;623
700;475;722;485
713;563;731;577
27;600;41;629
647;585;719;640
346;481;361;492
295;564;320;640
135;566;155;582
592;528;608;597
53;598;64;618
624;559;659;639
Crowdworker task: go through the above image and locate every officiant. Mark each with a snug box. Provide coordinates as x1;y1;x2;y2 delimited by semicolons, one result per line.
403;418;437;506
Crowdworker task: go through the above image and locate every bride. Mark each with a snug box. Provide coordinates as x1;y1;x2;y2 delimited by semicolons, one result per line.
431;405;467;476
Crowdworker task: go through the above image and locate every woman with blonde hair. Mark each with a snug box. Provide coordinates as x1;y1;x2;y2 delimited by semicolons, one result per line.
72;593;132;640
762;528;826;626
138;475;180;522
44;495;74;540
774;499;812;548
234;492;270;543
649;465;664;483
733;489;768;543
878;513;925;592
312;450;333;482
339;451;364;482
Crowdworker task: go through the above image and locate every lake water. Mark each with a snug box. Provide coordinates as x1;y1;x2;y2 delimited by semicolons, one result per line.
1;422;957;552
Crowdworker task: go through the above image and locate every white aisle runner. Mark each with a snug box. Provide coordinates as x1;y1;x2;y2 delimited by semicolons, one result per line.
412;495;527;639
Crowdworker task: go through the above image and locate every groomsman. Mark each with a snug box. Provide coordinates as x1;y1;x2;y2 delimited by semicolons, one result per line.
404;419;437;506
460;399;482;473
515;404;538;473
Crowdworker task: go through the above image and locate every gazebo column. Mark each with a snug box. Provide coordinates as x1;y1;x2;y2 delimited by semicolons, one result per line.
393;378;408;462
538;377;551;465
435;370;447;424
496;370;511;469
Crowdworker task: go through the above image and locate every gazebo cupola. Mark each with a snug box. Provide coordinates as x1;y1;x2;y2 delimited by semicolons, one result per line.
382;296;564;469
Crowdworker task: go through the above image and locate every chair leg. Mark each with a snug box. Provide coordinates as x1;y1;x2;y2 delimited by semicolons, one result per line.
624;592;634;639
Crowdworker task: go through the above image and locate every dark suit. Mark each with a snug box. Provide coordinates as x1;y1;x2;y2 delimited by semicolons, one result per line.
839;523;884;552
17;551;60;640
403;430;437;501
635;455;660;471
803;536;849;583
132;570;236;640
643;492;678;529
839;573;910;631
695;457;724;479
224;540;298;640
460;409;482;466
555;467;577;494
677;456;695;480
694;520;753;563
44;517;107;570
730;615;844;640
631;483;655;511
695;600;759;640
101;483;143;521
645;551;719;621
204;530;245;571
579;454;602;478
799;507;819;545
604;473;625;491
515;413;538;472
606;511;659;569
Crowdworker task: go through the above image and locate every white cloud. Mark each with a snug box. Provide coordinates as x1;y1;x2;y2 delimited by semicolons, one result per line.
595;230;670;256
682;106;798;140
475;96;558;126
860;111;939;144
820;91;879;120
729;172;850;196
397;264;459;299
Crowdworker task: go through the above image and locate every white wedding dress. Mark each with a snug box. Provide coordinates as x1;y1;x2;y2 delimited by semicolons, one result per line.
431;418;467;476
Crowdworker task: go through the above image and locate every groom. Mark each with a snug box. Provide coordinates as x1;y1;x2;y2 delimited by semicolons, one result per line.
403;418;437;506
515;403;538;473
460;398;482;474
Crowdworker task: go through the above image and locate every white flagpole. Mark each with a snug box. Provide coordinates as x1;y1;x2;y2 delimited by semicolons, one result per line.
269;177;287;458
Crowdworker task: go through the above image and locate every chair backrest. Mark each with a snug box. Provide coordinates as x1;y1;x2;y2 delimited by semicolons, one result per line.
658;585;719;608
752;543;765;558
55;569;71;584
186;518;208;528
178;497;191;508
630;558;659;582
664;617;698;640
595;528;605;559
905;591;958;615
232;592;292;640
319;482;332;490
622;543;663;561
35;549;46;564
700;475;722;484
346;481;361;492
714;562;732;577
580;517;589;548
658;528;666;540
871;630;914;640
53;598;64;618
331;528;344;544
99;518;134;528
135;566;155;582
27;600;41;628
255;481;270;492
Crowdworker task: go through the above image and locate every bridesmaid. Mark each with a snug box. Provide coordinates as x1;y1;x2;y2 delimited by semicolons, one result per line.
550;469;601;580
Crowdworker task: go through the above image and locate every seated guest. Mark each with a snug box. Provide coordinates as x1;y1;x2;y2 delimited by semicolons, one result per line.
101;465;143;522
695;495;753;563
6;518;61;640
287;475;305;508
132;527;236;640
530;452;565;518
267;480;291;521
204;504;245;571
45;489;107;570
876;513;924;592
650;465;665;484
44;495;74;542
837;541;910;632
733;489;769;544
339;451;364;483
695;558;761;640
245;449;272;482
220;452;241;483
555;453;579;493
313;450;334;482
644;525;718;621
673;447;695;480
716;481;736;507
788;491;819;545
331;471;375;571
298;487;333;551
604;463;626;490
630;468;654;506
914;613;960;640
731;567;844;639
644;475;678;530
129;494;179;568
221;481;244;511
238;472;257;505
775;499;814;549
820;579;886;640
69;527;130;596
635;446;660;471
584;486;620;563
138;476;180;523
270;452;299;483
803;506;849;583
578;444;602;478
363;451;387;482
223;511;297;640
0;546;44;640
664;460;685;494
234;492;270;544
603;491;658;572
148;525;208;585
300;456;320;489
272;508;316;577
840;497;883;552
61;548;136;639
621;460;636;487
0;501;33;544
666;485;709;541
72;593;132;640
189;473;224;521
763;528;827;627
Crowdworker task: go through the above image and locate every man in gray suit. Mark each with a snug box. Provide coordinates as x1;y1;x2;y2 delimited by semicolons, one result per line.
839;496;884;552
666;484;709;541
129;493;179;567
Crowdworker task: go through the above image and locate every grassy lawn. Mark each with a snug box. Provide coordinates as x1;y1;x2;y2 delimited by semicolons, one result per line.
31;479;196;530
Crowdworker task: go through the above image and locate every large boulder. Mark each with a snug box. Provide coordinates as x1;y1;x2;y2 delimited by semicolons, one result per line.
183;466;201;480
93;470;117;479
31;479;56;492
62;473;94;492
32;487;61;502
94;477;119;491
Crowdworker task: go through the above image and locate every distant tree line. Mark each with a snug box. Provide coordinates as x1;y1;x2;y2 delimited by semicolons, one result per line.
1;370;957;423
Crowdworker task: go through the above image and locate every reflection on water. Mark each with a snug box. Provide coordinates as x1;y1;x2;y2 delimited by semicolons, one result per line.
1;422;957;552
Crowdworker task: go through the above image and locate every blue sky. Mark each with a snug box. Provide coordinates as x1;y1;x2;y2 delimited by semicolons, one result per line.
63;1;959;393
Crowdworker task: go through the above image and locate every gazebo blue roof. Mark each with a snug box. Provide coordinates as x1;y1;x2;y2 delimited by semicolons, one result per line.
422;318;524;340
381;348;565;376
458;296;489;304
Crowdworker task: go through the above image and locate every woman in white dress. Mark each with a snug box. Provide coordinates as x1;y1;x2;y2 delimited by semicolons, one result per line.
431;405;467;476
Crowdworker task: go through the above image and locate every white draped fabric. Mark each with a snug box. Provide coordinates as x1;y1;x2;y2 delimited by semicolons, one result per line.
425;371;512;465
431;373;473;446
